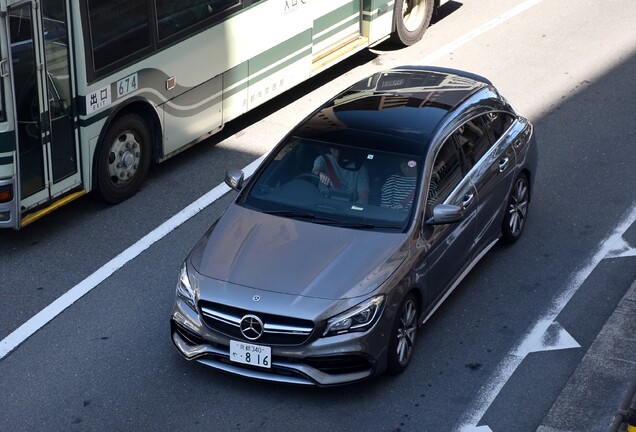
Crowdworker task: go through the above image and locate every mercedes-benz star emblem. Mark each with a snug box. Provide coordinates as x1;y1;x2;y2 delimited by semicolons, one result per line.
240;314;264;341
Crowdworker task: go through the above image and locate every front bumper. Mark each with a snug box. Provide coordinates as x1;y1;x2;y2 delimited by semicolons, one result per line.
170;297;389;386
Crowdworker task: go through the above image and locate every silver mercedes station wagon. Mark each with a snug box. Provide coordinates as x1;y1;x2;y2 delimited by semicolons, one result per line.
170;66;538;386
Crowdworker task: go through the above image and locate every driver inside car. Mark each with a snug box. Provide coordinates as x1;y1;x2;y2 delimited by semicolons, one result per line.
312;147;370;204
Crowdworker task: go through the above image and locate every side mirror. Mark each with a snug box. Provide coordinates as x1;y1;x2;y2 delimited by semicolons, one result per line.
426;204;464;225
224;169;244;191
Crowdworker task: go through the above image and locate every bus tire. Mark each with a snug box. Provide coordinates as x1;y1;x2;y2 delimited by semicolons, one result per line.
96;114;151;204
391;0;434;46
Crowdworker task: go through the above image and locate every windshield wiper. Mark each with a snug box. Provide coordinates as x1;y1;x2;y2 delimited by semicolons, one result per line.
263;210;360;226
263;210;344;224
262;210;400;230
262;210;321;220
334;222;404;230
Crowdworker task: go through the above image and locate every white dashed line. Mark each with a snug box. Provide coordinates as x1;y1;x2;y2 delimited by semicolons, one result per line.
0;157;264;359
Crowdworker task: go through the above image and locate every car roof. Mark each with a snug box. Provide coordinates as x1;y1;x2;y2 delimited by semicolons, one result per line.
294;67;489;156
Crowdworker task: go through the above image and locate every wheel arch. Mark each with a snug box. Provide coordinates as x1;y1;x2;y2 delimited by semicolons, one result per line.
91;97;162;191
407;286;423;317
506;168;532;204
387;279;423;324
520;168;532;202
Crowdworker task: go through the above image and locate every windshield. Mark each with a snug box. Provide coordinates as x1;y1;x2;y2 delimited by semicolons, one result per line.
240;137;423;232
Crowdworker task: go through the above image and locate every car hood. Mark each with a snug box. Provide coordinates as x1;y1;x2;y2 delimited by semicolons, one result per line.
189;204;409;300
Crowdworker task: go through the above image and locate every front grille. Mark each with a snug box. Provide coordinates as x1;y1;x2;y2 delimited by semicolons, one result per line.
199;301;314;345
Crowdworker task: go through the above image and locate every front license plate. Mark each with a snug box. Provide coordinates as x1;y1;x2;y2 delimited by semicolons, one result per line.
230;340;271;369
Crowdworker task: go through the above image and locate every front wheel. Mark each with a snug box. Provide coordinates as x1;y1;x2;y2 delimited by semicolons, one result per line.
387;293;419;374
391;0;434;46
501;172;530;243
96;114;152;204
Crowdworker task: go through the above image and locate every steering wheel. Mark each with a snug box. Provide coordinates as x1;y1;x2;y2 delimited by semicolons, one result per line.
295;173;321;187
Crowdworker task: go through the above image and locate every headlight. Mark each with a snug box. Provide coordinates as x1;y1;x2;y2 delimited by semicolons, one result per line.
176;262;198;310
323;295;385;337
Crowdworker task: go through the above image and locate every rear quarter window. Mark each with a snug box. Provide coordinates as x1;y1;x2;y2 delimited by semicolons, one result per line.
455;116;491;167
485;111;515;142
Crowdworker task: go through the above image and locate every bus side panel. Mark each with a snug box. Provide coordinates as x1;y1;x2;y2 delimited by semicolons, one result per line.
162;75;222;156
246;29;312;112
363;0;394;45
222;63;249;125
244;0;312;112
0;130;15;179
312;0;362;55
0;129;18;228
79;119;104;194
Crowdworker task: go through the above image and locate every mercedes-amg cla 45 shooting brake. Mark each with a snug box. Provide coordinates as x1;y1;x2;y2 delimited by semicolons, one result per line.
170;66;538;386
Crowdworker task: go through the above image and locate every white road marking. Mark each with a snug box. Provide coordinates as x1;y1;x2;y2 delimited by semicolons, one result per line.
457;203;636;431
514;321;580;356
0;0;547;360
606;235;636;258
419;0;545;64
0;157;264;359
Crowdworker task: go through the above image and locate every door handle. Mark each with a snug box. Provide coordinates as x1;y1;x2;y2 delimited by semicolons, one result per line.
0;59;8;77
462;193;474;209
499;157;510;173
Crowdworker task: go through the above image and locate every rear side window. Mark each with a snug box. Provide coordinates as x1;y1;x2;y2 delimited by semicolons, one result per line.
485;111;515;142
87;0;151;71
455;116;491;168
428;139;463;206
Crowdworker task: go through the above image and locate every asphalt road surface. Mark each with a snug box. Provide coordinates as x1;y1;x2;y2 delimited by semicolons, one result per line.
1;1;636;431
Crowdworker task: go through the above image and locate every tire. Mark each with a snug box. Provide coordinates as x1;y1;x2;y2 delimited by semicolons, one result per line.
501;172;530;244
391;0;434;46
387;293;419;374
96;114;151;204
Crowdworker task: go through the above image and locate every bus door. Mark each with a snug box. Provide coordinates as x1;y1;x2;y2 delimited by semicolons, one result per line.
7;0;80;212
311;0;366;72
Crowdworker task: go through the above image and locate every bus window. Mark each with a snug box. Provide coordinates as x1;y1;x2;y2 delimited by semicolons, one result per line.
87;0;151;71
155;0;240;40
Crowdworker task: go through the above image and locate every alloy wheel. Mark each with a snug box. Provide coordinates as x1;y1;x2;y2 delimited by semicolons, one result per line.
395;298;418;366
507;177;529;237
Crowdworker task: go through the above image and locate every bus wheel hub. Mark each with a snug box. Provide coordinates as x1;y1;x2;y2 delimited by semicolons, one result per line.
109;132;140;182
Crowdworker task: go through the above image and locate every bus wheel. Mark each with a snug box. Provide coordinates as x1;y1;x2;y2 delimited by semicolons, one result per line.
96;114;151;204
391;0;434;46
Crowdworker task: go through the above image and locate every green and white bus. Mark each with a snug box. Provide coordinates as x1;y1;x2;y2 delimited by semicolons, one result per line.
0;0;448;229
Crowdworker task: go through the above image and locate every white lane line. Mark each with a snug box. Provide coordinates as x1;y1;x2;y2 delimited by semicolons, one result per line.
458;202;636;431
420;0;545;64
0;157;265;360
0;0;547;360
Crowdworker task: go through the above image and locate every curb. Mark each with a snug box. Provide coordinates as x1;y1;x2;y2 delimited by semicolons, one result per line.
608;373;636;431
536;279;636;432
